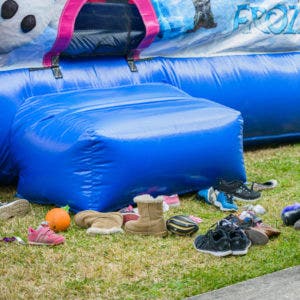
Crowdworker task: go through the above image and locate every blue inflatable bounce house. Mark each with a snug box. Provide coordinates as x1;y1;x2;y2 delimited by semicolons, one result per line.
0;0;299;212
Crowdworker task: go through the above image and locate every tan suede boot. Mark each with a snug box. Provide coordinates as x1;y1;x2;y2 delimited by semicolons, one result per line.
253;223;281;238
124;194;168;237
74;210;123;235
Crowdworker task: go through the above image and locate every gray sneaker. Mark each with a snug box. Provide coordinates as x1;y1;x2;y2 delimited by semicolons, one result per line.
0;199;30;220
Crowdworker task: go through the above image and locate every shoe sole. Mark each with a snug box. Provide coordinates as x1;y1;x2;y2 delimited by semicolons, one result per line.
193;242;232;257
245;228;269;245
232;241;252;255
0;199;30;220
214;201;237;212
125;229;168;237
233;196;261;202
28;241;64;246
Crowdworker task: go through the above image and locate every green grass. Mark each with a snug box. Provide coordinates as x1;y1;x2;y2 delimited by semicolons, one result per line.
0;143;299;299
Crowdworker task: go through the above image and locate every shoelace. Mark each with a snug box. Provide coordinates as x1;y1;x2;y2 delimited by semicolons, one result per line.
210;219;239;233
225;194;235;204
196;230;213;247
220;180;256;194
236;184;255;195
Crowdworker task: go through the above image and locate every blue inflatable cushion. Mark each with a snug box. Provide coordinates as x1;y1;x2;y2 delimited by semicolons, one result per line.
12;83;245;212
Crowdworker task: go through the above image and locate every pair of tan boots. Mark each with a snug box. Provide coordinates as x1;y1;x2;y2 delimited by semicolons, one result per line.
74;194;168;237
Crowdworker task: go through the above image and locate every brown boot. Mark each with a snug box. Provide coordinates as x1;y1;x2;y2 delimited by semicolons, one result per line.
74;210;123;235
253;223;281;238
244;227;269;245
124;194;168;237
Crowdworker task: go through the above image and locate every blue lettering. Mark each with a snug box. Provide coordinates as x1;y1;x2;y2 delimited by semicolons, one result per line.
266;4;288;34
251;6;269;34
233;4;250;31
234;4;300;35
285;6;299;34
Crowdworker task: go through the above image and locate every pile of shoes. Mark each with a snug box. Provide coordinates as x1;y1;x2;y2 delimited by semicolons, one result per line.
197;179;261;212
224;211;280;245
197;179;278;212
194;210;281;256
74;194;198;238
194;219;251;257
74;194;169;237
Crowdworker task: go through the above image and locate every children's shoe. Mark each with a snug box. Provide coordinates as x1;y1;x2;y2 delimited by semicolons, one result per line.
250;179;278;191
281;203;300;215
224;214;269;245
197;187;216;205
244;227;269;245
214;191;238;212
239;210;262;226
281;208;300;226
0;199;30;220
194;229;232;257
253;223;281;238
119;205;135;214
243;204;266;215
216;219;252;253
228;228;251;255
216;179;261;201
28;222;65;246
119;205;140;224
162;194;180;207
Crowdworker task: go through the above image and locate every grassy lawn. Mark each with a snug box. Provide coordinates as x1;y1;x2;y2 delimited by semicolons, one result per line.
0;143;299;299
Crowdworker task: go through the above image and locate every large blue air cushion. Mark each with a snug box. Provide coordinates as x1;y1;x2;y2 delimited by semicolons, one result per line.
12;83;245;212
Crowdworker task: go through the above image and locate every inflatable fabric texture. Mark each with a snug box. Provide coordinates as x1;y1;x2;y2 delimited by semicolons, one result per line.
12;83;245;212
1;54;300;184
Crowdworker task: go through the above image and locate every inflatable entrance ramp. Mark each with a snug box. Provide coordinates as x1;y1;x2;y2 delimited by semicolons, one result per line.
12;84;245;212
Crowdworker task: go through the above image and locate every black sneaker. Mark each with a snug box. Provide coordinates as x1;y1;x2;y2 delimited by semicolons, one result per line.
216;219;252;254
228;228;251;255
216;180;261;201
281;208;300;226
222;215;268;245
194;229;232;257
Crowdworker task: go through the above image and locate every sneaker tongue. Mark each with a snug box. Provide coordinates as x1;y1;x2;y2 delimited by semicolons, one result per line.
219;219;231;226
227;195;234;204
37;221;50;230
219;218;238;230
